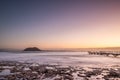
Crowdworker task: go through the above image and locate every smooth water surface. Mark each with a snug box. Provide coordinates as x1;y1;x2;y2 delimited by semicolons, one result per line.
0;52;120;67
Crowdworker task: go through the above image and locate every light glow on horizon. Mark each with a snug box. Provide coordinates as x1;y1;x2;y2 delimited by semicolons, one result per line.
0;1;120;50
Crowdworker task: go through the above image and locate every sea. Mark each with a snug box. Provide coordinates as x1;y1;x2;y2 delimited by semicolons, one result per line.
0;52;120;67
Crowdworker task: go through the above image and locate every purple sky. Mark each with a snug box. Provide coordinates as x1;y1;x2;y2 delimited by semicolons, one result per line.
0;0;120;50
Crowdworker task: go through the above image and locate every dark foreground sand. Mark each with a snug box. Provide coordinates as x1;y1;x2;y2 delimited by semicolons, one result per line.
0;61;120;80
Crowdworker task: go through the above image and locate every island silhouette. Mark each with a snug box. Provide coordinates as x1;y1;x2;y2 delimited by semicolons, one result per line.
23;47;41;51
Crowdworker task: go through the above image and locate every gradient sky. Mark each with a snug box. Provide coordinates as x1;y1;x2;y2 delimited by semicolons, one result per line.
0;0;120;50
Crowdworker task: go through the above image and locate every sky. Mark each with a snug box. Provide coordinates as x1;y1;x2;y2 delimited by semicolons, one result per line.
0;0;120;50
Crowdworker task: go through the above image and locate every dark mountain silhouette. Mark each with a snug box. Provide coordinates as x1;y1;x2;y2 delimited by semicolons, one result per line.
23;47;41;51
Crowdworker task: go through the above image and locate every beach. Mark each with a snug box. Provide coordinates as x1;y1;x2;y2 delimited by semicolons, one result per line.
0;52;120;80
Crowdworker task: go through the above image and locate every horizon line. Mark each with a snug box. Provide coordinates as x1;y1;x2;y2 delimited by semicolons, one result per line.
1;46;120;50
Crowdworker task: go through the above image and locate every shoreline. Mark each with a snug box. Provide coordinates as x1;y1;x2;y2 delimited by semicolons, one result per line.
0;61;120;80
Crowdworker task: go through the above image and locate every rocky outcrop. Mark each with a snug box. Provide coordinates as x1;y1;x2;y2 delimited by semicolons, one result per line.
23;47;41;51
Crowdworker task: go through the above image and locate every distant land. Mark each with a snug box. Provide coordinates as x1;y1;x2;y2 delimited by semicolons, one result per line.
0;47;120;52
23;47;41;51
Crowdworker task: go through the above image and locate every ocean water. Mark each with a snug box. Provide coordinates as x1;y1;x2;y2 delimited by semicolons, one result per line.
0;52;120;67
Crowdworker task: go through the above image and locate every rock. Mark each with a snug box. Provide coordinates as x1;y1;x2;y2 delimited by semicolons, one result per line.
54;77;62;80
86;71;96;77
23;47;41;51
64;75;73;80
78;73;86;77
107;70;120;78
0;77;6;80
